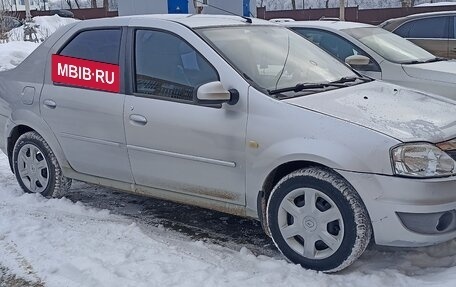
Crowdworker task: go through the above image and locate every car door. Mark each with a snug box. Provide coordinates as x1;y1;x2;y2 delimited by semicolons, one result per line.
124;28;247;205
291;28;382;79
41;28;134;183
402;16;450;58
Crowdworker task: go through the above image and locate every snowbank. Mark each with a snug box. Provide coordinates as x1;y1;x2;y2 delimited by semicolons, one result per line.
8;15;78;42
0;41;40;71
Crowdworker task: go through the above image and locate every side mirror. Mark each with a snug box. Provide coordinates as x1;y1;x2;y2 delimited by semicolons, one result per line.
196;81;239;106
345;55;370;67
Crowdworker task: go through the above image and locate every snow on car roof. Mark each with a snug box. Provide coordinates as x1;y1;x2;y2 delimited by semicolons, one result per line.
282;20;374;31
77;14;273;29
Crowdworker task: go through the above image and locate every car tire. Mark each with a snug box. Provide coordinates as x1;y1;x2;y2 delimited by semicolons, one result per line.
13;131;72;198
267;167;372;272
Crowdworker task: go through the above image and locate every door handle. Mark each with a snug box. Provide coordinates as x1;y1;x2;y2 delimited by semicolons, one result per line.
129;114;148;126
43;99;57;109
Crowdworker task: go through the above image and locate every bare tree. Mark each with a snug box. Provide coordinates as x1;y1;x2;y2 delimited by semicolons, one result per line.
291;0;296;9
65;0;72;9
103;0;108;8
326;0;330;8
401;0;412;7
91;0;97;8
65;0;81;9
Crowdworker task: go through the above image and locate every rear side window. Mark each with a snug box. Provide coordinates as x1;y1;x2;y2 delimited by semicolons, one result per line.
134;29;218;102
60;29;122;64
407;17;449;39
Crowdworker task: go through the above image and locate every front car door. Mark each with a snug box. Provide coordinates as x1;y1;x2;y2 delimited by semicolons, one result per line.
291;27;382;79
124;21;248;205
41;26;133;183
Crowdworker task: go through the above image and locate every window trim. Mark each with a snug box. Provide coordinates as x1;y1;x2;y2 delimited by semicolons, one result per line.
57;27;123;65
393;16;451;40
128;27;221;107
291;27;381;73
54;26;126;94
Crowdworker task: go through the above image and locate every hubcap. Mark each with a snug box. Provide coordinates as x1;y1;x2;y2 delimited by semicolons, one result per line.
17;144;49;194
277;188;344;259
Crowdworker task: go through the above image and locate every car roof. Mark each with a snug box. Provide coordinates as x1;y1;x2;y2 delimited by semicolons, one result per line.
76;14;273;28
282;20;374;31
384;10;456;24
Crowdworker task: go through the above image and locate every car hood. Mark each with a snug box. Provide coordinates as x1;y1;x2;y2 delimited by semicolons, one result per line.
402;61;456;83
284;81;456;143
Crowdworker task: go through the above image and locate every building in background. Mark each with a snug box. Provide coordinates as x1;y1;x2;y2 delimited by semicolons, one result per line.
118;0;256;17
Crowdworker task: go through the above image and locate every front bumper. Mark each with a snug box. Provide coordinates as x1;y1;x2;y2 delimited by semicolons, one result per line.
338;170;456;247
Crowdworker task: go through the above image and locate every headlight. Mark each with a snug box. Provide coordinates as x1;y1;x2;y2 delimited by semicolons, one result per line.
391;143;456;178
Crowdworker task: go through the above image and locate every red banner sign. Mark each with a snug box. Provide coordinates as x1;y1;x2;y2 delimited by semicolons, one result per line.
52;54;120;93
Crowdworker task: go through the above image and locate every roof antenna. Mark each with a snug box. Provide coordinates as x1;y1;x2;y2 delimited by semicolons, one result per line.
193;0;253;23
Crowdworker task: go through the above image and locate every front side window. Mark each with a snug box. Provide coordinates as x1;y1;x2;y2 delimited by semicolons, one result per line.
344;27;436;64
408;17;449;39
198;26;358;92
135;30;218;102
60;29;121;64
292;28;379;72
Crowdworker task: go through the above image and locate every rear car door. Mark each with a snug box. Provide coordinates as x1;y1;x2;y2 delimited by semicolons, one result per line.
124;26;248;205
399;16;450;58
41;28;134;183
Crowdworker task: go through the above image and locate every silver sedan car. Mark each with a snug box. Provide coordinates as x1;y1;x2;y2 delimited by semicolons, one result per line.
1;15;456;272
283;21;456;99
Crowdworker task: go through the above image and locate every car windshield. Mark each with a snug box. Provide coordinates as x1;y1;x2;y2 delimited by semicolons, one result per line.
197;26;358;92
343;27;436;64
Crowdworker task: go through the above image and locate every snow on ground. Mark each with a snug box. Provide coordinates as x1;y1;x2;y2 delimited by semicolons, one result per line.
2;154;456;287
8;15;78;42
2;14;456;287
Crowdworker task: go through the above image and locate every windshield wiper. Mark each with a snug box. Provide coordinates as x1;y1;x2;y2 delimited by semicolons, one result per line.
330;76;372;84
268;82;348;95
424;57;448;63
402;57;448;65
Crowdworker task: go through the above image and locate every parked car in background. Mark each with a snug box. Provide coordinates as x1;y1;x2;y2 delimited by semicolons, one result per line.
2;15;456;273
269;18;295;23
380;11;456;59
50;9;75;18
284;20;456;99
0;16;22;32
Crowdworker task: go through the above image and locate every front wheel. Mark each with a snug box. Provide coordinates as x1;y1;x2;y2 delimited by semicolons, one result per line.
267;167;371;272
12;131;71;197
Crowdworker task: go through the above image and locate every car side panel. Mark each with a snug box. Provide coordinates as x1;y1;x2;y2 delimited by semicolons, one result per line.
245;87;400;215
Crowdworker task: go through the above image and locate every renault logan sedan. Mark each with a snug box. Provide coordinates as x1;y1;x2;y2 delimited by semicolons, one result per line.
2;15;456;272
284;21;456;99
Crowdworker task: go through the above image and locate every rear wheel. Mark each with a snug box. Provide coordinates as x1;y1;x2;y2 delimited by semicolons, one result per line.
13;131;71;197
267;167;371;272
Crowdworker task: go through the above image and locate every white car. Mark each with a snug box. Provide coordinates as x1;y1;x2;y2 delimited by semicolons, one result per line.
283;20;456;99
2;15;456;272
